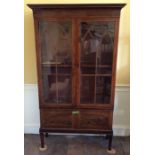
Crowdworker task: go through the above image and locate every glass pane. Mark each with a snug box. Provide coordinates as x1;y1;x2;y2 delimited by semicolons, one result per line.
95;76;111;103
80;21;114;104
80;21;114;66
96;66;112;74
80;76;95;103
57;66;71;74
40;21;72;64
39;21;72;103
81;66;95;74
57;76;72;103
46;75;57;103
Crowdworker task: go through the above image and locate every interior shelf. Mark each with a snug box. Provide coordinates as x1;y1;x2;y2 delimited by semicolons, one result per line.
48;73;71;76
42;64;71;67
81;74;112;77
81;65;112;68
42;63;111;68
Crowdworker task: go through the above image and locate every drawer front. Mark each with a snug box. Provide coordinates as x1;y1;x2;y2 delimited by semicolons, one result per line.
41;110;72;128
79;111;112;130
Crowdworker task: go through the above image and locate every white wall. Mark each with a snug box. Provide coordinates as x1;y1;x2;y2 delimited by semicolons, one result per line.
24;84;130;136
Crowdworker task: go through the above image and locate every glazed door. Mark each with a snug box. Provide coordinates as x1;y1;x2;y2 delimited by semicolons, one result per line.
38;19;75;107
37;18;117;108
77;19;116;107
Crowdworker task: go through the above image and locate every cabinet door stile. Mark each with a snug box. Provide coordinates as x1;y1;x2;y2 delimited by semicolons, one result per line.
71;18;76;107
72;18;80;107
34;18;44;105
78;17;116;108
38;18;74;106
110;19;120;105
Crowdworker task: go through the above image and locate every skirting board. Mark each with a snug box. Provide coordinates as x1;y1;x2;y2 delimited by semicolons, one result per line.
24;84;130;136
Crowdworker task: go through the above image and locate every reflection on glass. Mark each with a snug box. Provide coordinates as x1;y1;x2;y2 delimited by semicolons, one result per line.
57;76;72;103
40;21;72;64
46;75;57;103
39;21;72;103
80;21;114;65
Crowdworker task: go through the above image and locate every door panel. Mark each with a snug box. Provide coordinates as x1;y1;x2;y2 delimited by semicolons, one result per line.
39;20;74;105
79;19;116;106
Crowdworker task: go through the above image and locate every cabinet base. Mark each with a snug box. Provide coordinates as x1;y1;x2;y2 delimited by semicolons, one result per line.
40;128;113;151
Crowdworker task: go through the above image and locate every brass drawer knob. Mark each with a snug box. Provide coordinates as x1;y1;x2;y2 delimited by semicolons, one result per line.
72;111;80;115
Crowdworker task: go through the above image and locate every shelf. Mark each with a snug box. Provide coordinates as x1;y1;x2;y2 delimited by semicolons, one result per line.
81;74;112;77
80;64;112;68
42;63;111;69
42;64;71;67
49;73;71;76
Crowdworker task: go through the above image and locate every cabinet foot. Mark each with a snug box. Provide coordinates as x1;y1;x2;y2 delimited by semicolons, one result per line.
107;148;116;154
39;145;48;151
107;132;113;150
40;132;47;150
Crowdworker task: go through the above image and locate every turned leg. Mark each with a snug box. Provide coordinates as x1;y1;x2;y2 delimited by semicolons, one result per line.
40;132;45;148
45;133;48;137
39;132;48;151
106;131;116;154
108;133;113;150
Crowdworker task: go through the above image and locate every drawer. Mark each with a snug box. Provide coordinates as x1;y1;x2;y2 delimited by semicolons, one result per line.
79;110;112;130
41;110;72;128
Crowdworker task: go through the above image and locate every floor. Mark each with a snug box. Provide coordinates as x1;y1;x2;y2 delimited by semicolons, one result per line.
24;134;130;155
